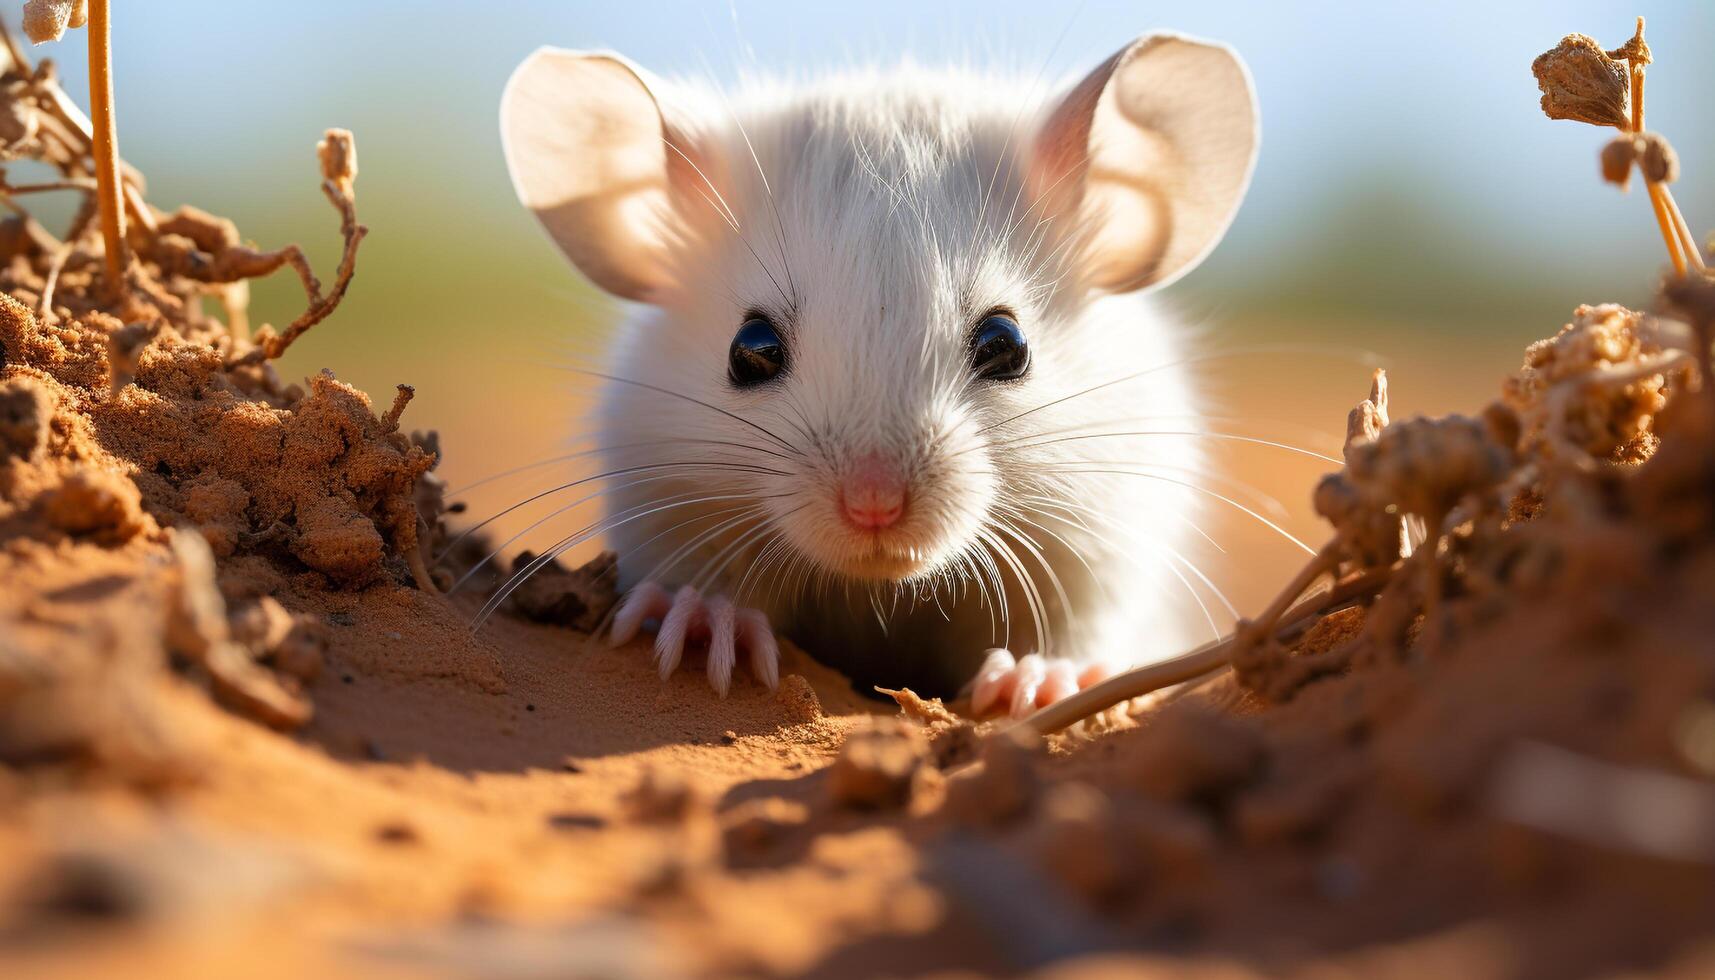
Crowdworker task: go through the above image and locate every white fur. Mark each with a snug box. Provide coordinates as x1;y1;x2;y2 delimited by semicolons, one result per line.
502;37;1258;695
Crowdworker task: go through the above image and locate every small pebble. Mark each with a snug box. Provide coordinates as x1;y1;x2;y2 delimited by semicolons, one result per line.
374;821;419;845
546;812;607;831
826;718;927;810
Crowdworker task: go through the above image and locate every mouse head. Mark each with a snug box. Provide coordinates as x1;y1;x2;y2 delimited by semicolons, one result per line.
501;34;1257;586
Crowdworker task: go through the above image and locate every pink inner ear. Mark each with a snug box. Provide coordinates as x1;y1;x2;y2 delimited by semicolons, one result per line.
1028;49;1123;216
661;121;727;225
654;104;741;249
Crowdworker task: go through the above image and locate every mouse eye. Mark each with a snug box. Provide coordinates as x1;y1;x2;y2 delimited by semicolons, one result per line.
728;316;786;387
969;313;1029;382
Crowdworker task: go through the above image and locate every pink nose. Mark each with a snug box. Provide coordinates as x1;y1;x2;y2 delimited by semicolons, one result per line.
840;452;907;530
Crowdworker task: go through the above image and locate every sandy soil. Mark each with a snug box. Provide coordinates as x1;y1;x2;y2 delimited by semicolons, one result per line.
5;288;1715;978
4;34;1715;979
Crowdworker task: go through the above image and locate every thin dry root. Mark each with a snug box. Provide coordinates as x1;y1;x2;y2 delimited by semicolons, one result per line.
405;540;439;595
227;129;367;366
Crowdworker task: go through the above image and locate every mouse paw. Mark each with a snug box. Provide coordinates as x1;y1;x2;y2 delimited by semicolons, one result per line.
968;649;1113;719
609;581;780;696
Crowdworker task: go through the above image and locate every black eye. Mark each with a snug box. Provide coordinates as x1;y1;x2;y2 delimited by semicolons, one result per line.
728;316;786;387
969;313;1029;382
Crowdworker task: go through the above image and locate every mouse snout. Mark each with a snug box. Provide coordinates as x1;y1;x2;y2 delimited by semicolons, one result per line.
838;451;907;530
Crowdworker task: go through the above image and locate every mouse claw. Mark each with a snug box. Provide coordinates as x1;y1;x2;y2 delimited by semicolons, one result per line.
1008;654;1049;719
737;609;780;691
653;585;704;680
705;596;737;697
969;648;1017;716
610;581;672;648
613;580;781;696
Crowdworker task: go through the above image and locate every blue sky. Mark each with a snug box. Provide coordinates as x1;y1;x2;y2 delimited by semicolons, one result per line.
26;3;1714;346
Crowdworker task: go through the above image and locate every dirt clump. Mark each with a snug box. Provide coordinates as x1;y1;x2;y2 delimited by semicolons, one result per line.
826;717;928;810
0;28;438;756
775;672;825;723
504;547;619;629
4;11;1715;980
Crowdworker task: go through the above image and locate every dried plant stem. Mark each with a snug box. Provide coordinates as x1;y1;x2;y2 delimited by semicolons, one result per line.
227;132;366;367
37;240;74;319
1;178;98;195
1612;34;1703;275
85;0;127;298
1013;562;1395;737
0;13;27;74
37;195;95;321
1647;181;1688;277
1630;63;1644;134
123;182;158;236
1662;187;1706;271
381;384;415;433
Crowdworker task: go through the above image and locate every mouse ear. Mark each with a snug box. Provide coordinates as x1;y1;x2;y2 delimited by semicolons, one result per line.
501;48;710;302
1030;33;1258;293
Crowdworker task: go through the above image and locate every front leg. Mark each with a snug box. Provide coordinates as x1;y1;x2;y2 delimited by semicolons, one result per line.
609;581;781;696
968;648;1113;719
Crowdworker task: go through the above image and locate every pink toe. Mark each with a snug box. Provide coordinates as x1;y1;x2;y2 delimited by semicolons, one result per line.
1037;660;1078;706
970;648;1017;716
1077;661;1114;688
1008;654;1048;719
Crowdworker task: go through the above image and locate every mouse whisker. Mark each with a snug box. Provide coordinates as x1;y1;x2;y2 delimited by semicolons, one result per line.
1052;466;1316;556
1014;490;1225;555
972;539;1011;645
992;497;1111;608
569;369;804;457
762;542;810;612
581;499;795;643
952;546;997;641
453;477;785;599
615;508;772;608
978;412;1344;456
689;509;793;594
974;524;1046;658
709;82;800;308
446;437;796;499
733;532;791;608
1021;495;1237;641
1033;459;1289;522
983;455;1286;527
1000;429;1342;465
449;477;707;590
474;494;771;629
694;506;807;603
437;460;789;566
978;343;1389;437
660;134;795;311
989;513;1076;651
974;1;1086;261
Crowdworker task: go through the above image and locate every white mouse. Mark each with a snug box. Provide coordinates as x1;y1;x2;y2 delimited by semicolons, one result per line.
498;32;1259;716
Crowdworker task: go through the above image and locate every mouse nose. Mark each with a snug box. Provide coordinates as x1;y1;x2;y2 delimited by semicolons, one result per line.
840;451;907;530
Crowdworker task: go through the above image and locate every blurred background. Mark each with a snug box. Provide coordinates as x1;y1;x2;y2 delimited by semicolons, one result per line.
33;1;1715;618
